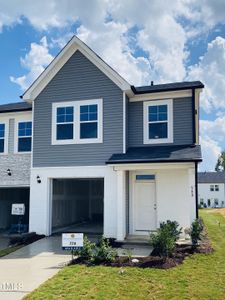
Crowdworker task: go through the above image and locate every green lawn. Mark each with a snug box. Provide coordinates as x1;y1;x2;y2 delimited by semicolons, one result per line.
25;210;225;300
0;245;22;258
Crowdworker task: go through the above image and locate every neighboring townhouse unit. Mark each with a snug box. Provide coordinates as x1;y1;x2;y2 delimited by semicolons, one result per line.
0;102;32;229
0;36;204;240
198;172;225;208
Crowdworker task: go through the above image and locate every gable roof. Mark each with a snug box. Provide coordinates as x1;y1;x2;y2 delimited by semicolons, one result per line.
21;35;131;102
198;172;225;184
0;102;32;114
106;144;202;164
132;81;204;94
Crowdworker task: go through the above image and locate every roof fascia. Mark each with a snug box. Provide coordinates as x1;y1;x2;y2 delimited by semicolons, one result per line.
22;36;131;102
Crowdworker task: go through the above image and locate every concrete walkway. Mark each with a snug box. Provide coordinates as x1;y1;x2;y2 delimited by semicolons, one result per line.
0;237;71;300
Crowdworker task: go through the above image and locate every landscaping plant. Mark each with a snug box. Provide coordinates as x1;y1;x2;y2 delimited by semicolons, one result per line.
93;237;118;263
160;220;182;241
150;220;182;258
190;218;204;247
74;236;95;261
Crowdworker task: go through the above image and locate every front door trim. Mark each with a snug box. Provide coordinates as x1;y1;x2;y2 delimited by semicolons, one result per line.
129;171;157;235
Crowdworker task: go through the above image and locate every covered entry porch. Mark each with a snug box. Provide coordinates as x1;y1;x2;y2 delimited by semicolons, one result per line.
108;144;201;241
114;163;197;241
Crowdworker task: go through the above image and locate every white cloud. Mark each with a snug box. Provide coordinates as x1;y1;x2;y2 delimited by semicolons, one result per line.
77;23;152;85
10;37;53;90
0;0;108;31
0;0;217;88
5;0;225;90
199;136;221;171
199;117;225;171
201;116;225;143
188;37;225;112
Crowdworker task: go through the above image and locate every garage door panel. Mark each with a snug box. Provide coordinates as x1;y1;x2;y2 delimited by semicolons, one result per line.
52;179;104;233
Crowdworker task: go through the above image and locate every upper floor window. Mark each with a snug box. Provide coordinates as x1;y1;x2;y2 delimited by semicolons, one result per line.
18;121;32;152
80;104;98;139
0;123;5;153
56;106;74;140
210;184;219;192
52;99;103;145
144;99;173;144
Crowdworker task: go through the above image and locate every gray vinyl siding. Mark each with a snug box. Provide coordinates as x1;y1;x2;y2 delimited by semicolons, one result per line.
8;118;14;153
33;50;123;167
128;97;193;147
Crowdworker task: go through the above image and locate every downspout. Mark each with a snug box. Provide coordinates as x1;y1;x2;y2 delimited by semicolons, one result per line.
193;88;198;218
192;88;196;144
122;92;126;154
195;161;199;219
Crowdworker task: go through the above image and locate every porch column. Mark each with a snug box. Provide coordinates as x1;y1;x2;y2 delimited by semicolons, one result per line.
116;170;126;241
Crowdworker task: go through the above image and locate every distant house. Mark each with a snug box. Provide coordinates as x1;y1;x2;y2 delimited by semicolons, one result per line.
198;172;225;208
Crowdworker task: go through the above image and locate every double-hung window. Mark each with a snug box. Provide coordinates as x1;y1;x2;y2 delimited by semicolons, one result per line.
52;99;102;144
0;123;5;153
80;104;98;139
56;106;74;140
144;99;173;144
18;121;32;152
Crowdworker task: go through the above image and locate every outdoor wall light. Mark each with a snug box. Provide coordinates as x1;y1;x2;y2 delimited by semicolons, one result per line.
7;169;12;176
36;175;41;184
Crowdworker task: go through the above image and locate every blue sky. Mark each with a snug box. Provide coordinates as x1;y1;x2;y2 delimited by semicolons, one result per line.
0;0;225;171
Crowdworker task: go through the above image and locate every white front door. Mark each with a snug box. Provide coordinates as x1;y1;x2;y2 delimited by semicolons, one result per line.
132;174;156;234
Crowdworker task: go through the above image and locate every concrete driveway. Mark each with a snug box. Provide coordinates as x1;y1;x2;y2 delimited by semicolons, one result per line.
0;237;70;300
0;236;10;251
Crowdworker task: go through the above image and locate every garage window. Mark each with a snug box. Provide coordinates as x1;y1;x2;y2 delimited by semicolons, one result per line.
0;123;5;153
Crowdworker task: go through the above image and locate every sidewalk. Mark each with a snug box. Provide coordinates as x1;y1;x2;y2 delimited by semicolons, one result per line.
0;237;70;300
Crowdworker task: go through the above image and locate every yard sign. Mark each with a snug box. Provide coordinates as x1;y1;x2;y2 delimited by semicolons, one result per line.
11;204;25;215
62;233;84;250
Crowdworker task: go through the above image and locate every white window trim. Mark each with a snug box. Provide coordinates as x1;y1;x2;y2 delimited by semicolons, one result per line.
143;99;173;144
0;121;8;155
14;117;32;154
52;98;103;145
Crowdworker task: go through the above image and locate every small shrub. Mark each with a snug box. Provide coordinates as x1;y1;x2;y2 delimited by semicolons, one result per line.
74;236;95;261
150;229;176;258
150;220;182;258
190;218;204;247
94;237;118;263
123;248;133;262
160;220;182;241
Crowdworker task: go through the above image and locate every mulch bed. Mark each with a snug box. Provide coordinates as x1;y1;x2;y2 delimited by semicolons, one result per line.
72;228;213;269
9;232;45;246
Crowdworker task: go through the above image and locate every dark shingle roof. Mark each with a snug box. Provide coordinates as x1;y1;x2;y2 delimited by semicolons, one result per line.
198;172;225;183
106;144;202;164
0;102;32;114
132;81;204;94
